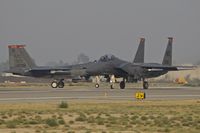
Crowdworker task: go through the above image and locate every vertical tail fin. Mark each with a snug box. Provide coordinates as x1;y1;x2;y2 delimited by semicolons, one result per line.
8;45;37;70
133;38;145;63
162;37;173;66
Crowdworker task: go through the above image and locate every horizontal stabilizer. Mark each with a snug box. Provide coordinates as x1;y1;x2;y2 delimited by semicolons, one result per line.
141;64;196;71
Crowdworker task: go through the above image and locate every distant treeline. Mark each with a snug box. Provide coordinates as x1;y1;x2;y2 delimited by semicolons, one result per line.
0;61;9;73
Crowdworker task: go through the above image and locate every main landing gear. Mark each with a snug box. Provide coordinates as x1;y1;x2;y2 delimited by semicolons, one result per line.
51;79;65;88
119;78;149;89
142;79;149;89
119;79;125;89
94;76;149;90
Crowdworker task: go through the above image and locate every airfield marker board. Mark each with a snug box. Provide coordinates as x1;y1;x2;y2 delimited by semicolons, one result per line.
135;92;146;100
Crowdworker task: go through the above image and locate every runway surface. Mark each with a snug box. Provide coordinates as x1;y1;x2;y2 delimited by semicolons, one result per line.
0;86;199;102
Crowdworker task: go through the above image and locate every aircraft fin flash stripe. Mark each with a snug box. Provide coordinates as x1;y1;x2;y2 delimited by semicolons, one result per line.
8;45;26;49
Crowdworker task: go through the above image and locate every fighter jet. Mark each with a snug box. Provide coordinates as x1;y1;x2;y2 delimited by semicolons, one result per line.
6;45;88;88
5;38;144;88
85;37;195;89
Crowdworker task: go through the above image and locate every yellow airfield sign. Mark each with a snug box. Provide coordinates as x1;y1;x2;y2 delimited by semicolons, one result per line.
135;92;146;100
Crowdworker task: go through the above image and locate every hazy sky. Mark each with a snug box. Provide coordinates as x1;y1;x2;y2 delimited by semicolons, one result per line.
0;0;199;65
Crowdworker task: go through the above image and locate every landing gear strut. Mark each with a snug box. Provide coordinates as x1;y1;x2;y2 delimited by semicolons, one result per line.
110;84;114;89
94;76;100;88
110;75;115;89
51;79;65;88
142;79;149;89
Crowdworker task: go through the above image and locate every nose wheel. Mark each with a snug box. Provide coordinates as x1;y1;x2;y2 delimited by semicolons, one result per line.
95;83;100;88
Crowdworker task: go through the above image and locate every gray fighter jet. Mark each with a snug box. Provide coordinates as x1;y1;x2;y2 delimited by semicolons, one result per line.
85;37;195;89
5;38;194;89
5;38;145;88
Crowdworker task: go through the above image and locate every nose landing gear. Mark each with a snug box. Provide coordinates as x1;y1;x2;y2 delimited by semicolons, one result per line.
95;83;100;88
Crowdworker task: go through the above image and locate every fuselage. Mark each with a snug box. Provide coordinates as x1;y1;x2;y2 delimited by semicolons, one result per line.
6;55;169;81
85;56;169;80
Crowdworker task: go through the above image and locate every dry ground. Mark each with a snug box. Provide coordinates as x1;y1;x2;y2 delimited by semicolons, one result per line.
0;100;199;133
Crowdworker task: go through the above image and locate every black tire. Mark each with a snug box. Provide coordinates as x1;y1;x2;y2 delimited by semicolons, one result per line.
51;81;58;88
95;83;99;88
120;81;125;89
143;81;149;89
58;81;65;88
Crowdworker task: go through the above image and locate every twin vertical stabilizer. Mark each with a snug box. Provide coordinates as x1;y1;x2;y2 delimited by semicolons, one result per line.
162;37;173;66
133;38;145;63
8;45;37;70
133;37;173;66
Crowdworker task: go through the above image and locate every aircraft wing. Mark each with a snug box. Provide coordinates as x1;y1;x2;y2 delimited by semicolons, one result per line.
28;67;70;71
27;67;71;74
28;67;87;76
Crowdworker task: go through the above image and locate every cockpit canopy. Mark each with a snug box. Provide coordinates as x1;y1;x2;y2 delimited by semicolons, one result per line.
98;54;116;62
